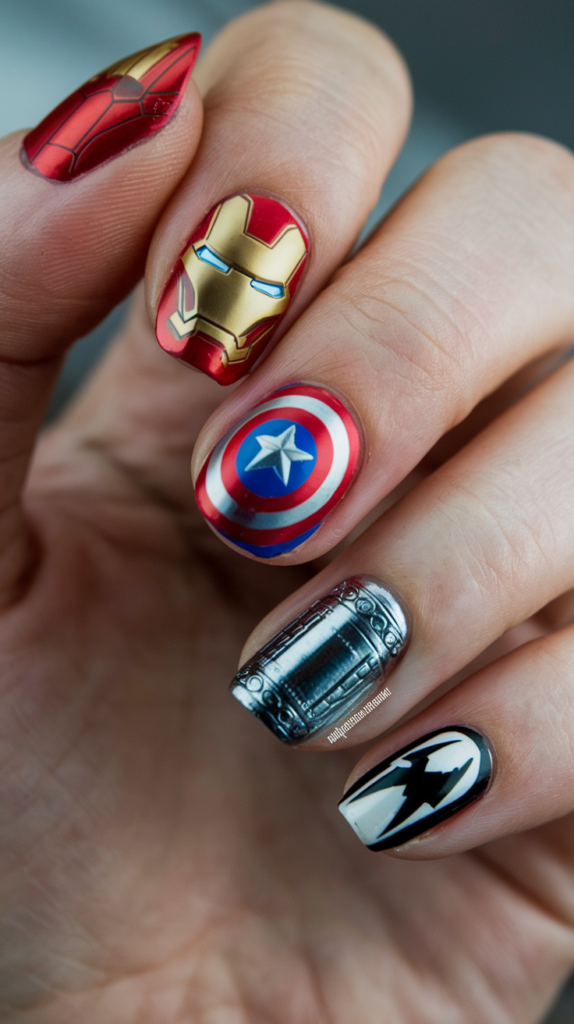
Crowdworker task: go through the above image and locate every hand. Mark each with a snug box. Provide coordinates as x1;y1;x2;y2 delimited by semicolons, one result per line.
2;3;573;1021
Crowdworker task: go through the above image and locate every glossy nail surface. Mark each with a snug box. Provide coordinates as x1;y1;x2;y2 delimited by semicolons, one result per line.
156;192;309;384
196;384;360;558
22;34;201;182
339;727;492;851
230;576;409;743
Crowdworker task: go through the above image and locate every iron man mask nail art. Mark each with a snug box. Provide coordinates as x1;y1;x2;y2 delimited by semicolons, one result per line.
156;193;309;384
195;384;360;558
22;33;201;182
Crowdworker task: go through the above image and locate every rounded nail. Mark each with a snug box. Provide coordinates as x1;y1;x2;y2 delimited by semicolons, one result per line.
339;726;493;851
155;192;309;384
195;383;361;558
230;575;409;743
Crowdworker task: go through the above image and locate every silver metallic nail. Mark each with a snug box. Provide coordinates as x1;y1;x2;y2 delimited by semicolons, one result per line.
230;575;409;744
338;727;492;851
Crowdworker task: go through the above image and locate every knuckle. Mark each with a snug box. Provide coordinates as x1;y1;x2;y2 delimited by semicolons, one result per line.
442;131;574;213
435;471;559;617
333;131;574;422
336;264;480;421
203;1;412;197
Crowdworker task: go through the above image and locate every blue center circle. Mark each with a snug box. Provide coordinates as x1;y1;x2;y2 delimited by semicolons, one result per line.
236;418;317;497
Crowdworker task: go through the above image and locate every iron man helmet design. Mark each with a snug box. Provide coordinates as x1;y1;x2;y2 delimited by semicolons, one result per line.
156;192;309;384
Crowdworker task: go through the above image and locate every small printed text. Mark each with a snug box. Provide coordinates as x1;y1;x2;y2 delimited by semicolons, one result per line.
327;687;391;743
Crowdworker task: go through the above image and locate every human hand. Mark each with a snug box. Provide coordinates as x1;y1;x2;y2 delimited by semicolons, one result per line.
3;3;574;1021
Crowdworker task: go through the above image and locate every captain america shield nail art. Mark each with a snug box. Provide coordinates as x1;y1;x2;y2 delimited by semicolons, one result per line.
156;192;309;384
195;384;361;558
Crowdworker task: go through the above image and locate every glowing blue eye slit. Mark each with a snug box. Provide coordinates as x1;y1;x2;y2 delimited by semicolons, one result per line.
195;246;231;273
250;280;285;299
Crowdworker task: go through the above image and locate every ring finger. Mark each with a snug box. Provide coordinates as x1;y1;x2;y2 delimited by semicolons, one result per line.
230;352;574;749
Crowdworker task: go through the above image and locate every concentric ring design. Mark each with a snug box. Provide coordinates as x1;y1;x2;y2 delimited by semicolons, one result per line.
195;384;360;557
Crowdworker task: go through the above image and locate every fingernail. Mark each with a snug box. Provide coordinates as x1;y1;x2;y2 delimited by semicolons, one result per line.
196;383;360;558
230;575;409;744
22;33;201;182
339;727;492;851
156;192;309;384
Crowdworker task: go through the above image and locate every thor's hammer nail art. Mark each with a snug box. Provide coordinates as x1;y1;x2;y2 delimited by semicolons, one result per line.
22;34;201;182
339;727;492;851
230;576;409;744
195;384;360;558
155;192;309;384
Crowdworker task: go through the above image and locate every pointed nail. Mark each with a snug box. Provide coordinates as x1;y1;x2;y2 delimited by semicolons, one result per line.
22;33;201;182
195;384;361;558
230;575;409;744
156;192;309;384
339;727;492;851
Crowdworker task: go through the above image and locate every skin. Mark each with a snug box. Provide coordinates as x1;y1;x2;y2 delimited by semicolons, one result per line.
1;2;574;1020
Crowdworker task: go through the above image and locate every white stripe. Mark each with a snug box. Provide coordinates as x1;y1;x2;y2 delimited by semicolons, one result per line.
205;394;350;529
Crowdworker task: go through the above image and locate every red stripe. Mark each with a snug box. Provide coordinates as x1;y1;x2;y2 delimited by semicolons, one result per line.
195;385;360;546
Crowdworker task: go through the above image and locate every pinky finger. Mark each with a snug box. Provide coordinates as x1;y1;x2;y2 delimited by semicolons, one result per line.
338;625;574;857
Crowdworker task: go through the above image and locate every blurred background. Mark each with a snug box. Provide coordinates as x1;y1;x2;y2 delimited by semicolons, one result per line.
1;1;573;1018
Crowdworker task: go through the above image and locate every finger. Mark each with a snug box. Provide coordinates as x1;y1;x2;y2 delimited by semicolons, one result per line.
61;0;411;514
338;623;574;858
193;132;574;561
148;0;412;384
230;355;574;747
0;35;202;598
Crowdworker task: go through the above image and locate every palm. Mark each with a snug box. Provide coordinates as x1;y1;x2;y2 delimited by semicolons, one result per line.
0;303;569;1023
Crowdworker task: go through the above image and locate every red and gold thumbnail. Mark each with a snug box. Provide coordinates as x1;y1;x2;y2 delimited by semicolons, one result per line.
22;33;201;182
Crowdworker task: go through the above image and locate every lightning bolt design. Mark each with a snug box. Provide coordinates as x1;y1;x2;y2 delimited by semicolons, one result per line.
338;727;493;851
346;740;473;837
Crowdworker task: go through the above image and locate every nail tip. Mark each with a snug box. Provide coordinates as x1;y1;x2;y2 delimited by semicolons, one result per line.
22;33;201;182
230;681;305;743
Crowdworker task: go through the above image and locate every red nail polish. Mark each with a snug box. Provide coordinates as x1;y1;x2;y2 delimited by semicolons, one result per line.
155;192;310;385
22;33;201;182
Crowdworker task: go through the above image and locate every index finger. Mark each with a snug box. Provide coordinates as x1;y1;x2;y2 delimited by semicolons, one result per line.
148;0;412;384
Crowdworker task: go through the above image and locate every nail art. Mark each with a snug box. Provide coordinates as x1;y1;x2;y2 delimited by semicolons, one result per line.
230;576;409;743
22;34;201;182
196;384;360;558
339;727;492;851
156;192;309;384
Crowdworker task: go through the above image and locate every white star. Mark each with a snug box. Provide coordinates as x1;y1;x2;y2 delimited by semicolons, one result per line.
244;425;314;486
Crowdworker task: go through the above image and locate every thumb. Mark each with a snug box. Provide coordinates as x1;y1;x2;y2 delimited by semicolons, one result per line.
0;33;202;600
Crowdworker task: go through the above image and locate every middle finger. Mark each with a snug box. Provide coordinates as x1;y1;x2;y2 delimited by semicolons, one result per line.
193;132;574;560
148;1;412;385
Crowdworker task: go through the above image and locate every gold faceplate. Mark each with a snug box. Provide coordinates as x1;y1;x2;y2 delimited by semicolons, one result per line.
96;37;182;83
169;194;306;365
203;195;306;283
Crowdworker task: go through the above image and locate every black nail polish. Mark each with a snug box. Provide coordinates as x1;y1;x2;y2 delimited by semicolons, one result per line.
230;576;409;744
338;726;492;851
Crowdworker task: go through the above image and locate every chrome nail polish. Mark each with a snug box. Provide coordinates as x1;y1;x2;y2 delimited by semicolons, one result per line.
230;576;409;743
339;726;492;851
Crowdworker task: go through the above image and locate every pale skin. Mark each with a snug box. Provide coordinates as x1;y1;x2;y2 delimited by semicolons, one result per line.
1;1;574;1020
